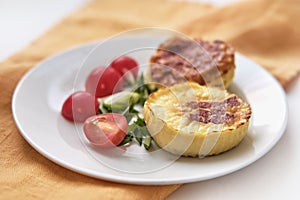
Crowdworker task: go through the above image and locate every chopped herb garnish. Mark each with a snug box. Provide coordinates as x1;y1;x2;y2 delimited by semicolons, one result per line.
98;74;157;150
117;134;133;146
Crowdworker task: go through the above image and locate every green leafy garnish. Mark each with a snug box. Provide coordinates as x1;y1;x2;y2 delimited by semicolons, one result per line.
117;134;133;146
99;74;157;150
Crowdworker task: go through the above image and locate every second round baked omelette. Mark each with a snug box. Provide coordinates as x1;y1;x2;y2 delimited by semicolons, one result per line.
144;82;252;157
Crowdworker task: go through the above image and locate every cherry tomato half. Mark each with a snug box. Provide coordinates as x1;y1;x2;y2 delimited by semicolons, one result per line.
85;67;123;98
83;113;128;148
61;91;99;122
110;56;138;78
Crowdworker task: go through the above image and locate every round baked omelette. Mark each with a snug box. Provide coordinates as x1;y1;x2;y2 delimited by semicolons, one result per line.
149;37;235;88
144;82;252;157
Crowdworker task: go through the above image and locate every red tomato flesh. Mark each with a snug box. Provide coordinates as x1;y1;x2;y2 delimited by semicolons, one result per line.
83;113;127;148
61;91;99;122
85;67;123;98
110;56;138;78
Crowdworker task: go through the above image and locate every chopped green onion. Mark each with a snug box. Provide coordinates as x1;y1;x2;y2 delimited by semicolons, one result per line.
143;135;152;150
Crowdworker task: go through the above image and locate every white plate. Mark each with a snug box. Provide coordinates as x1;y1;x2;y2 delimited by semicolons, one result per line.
12;36;288;185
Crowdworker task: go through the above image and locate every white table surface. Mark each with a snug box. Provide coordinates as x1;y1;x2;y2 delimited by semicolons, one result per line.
1;1;299;200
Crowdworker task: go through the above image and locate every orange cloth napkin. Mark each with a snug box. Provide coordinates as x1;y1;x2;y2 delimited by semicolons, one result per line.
0;0;299;199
